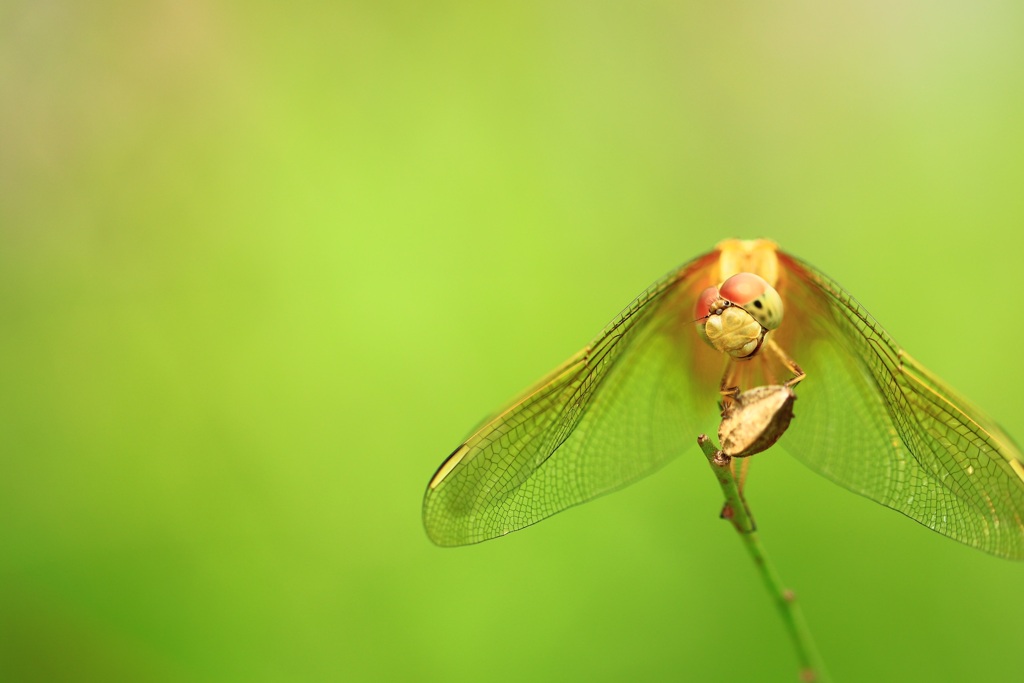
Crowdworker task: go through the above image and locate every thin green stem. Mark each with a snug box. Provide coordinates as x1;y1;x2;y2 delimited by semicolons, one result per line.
697;434;830;683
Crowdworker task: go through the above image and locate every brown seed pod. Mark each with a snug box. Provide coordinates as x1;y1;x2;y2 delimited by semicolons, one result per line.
718;385;796;458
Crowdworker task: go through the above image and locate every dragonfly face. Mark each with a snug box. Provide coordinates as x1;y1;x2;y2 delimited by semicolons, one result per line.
696;271;784;359
424;238;1024;558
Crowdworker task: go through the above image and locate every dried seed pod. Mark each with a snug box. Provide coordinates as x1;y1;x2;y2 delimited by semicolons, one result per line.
718;385;796;458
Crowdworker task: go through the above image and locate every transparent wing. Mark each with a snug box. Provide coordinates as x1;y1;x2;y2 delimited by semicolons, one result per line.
423;252;724;546
775;252;1024;559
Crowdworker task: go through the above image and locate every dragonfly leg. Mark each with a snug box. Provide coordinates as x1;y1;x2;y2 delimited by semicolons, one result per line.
719;358;741;411
765;338;806;388
721;458;753;519
736;456;751;493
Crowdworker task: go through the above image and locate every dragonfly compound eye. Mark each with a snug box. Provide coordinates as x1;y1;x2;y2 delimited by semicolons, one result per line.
719;272;784;331
694;286;721;319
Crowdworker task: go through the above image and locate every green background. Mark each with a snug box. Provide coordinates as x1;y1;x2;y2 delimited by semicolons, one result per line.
3;2;1023;682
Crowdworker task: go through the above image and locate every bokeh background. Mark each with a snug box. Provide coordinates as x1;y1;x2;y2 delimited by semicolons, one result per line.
3;2;1023;682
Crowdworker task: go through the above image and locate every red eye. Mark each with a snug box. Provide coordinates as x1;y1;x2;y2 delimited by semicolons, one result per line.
719;273;769;306
694;286;719;319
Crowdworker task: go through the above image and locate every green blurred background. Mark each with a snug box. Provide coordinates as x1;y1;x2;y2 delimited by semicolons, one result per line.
2;2;1023;682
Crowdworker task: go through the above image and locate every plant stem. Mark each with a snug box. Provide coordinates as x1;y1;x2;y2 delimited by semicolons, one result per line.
697;434;830;683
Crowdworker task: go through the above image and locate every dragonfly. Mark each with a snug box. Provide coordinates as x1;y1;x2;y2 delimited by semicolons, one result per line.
423;238;1024;558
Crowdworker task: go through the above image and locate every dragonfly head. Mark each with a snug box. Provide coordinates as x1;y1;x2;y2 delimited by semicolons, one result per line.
695;273;784;359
